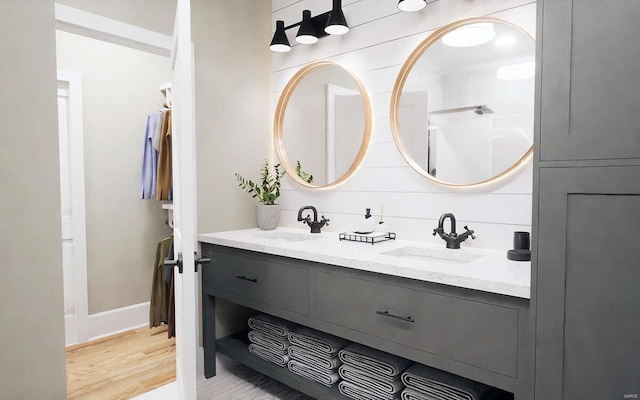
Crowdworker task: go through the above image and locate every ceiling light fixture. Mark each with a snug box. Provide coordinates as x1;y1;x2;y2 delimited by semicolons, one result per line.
269;1;349;52
398;0;427;12
442;23;496;47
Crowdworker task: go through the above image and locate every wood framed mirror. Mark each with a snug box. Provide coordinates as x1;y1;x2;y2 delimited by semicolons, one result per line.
274;61;372;189
391;17;535;187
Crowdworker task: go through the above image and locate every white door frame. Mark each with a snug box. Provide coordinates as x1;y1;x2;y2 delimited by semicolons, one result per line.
54;3;174;345
54;3;172;57
325;83;360;183
57;70;89;345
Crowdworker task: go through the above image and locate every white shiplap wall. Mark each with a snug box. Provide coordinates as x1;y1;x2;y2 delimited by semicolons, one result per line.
272;0;536;250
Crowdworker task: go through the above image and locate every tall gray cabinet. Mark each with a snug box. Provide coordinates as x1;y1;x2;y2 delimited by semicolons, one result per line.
534;1;640;399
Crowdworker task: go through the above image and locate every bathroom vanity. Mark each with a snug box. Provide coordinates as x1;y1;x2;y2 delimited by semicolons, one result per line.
199;228;533;400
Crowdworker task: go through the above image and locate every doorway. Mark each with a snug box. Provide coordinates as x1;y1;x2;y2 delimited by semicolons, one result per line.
55;6;178;398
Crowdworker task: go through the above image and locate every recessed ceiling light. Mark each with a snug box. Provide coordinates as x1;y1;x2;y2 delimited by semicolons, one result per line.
442;23;496;47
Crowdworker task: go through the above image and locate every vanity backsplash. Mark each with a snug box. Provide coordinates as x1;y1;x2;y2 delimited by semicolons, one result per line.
272;0;536;250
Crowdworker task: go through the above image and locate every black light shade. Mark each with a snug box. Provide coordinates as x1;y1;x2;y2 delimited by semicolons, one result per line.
296;10;319;44
270;20;291;52
398;0;427;12
325;0;349;35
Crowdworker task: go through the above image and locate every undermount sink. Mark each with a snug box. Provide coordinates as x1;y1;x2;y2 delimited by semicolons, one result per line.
382;246;482;263
254;231;321;242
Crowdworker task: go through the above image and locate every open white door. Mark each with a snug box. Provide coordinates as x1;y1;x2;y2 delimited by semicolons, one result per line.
170;0;198;399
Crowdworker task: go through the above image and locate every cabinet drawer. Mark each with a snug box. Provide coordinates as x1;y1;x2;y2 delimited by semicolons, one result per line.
203;246;309;316
315;271;518;377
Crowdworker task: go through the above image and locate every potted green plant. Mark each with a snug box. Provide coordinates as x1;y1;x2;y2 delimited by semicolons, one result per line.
235;160;286;230
296;160;313;184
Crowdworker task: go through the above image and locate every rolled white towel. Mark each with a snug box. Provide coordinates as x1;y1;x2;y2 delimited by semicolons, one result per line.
288;345;341;371
339;364;405;395
401;363;489;400
247;313;297;337
248;343;290;367
287;359;341;388
287;326;350;357
400;387;438;400
338;380;401;400
248;330;290;353
339;343;411;379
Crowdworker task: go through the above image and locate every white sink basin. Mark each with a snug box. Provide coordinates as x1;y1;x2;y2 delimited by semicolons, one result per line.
254;231;321;242
382;246;482;263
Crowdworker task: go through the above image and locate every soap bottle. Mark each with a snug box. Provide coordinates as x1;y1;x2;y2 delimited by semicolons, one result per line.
375;205;385;232
361;208;376;233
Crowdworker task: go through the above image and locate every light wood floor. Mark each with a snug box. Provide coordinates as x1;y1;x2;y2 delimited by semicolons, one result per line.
66;326;176;400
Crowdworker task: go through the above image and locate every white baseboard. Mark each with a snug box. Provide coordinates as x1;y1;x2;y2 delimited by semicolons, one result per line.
65;314;78;346
86;301;150;341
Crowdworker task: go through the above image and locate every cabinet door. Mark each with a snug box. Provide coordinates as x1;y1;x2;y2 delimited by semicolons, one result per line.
539;0;640;161
535;166;640;399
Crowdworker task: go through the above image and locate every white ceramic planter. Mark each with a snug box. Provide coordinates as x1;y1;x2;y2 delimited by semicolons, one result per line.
256;204;280;230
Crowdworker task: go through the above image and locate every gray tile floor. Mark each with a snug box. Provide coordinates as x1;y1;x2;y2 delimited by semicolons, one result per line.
198;353;312;400
133;353;312;400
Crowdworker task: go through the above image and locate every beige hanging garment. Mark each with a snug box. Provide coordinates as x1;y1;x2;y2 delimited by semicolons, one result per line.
156;110;172;200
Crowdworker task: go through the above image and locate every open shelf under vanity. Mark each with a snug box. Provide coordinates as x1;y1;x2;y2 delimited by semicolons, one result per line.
217;332;346;399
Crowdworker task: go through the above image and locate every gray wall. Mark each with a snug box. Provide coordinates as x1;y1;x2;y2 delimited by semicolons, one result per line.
56;31;173;314
192;0;273;338
0;0;272;396
0;0;67;398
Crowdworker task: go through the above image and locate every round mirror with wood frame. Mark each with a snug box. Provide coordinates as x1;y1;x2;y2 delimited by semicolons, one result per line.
390;17;535;187
274;61;372;189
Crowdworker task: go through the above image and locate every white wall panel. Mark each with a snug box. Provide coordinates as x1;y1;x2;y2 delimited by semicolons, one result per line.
272;1;536;248
274;0;534;71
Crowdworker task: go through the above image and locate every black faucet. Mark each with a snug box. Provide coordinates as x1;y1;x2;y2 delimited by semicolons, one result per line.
432;213;475;249
297;205;330;233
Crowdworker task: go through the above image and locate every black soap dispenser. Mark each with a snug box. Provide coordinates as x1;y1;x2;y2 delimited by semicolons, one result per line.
507;231;531;261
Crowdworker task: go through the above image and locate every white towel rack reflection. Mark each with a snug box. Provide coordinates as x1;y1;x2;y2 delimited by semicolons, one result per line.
160;82;172;108
162;203;174;229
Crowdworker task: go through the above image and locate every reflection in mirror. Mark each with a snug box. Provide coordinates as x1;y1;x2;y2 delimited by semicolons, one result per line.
392;18;535;186
275;62;371;189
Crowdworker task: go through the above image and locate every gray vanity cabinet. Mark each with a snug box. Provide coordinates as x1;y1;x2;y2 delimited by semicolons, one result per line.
539;0;640;161
201;243;534;399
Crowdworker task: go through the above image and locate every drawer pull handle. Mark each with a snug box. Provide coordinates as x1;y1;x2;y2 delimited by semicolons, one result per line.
236;275;257;283
376;310;415;323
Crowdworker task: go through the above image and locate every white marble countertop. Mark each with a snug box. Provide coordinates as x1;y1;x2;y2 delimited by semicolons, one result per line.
198;227;531;299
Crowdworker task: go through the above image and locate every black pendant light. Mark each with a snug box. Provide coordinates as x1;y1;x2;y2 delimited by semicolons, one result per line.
296;10;319;44
270;20;291;52
269;1;351;52
325;0;349;35
398;0;427;12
